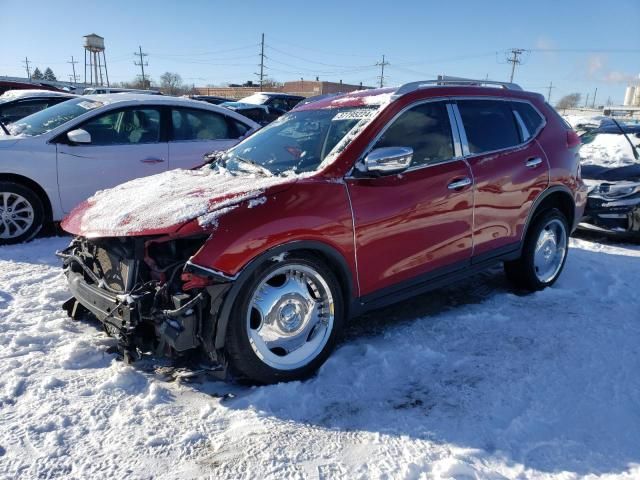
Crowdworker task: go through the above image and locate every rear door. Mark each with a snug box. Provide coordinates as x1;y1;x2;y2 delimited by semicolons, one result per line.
168;107;251;170
454;98;548;258
57;106;167;211
346;100;474;297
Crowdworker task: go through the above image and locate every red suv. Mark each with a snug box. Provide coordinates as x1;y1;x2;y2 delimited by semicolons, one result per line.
59;80;587;384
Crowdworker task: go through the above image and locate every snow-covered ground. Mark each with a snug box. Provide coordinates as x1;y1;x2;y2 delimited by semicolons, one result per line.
1;236;640;479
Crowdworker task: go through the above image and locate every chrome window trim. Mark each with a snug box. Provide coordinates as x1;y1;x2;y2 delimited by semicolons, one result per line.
513;109;530;140
452;96;547;159
446;103;463;158
345;97;464;178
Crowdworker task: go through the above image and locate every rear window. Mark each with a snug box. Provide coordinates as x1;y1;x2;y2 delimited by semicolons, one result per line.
512;101;544;137
457;100;520;154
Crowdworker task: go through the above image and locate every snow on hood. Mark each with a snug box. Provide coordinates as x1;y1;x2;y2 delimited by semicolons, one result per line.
580;133;640;168
61;167;295;237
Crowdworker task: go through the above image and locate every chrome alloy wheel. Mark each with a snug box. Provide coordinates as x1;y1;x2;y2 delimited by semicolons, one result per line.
533;218;567;283
0;192;35;240
246;264;335;370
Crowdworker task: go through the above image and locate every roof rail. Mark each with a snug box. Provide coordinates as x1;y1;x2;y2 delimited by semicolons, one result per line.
394;76;523;97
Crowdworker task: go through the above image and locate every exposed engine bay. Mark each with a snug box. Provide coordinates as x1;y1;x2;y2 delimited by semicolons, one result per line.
57;236;231;367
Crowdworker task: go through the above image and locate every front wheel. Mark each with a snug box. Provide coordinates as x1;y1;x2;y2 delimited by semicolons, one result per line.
504;208;569;291
0;182;45;245
225;254;345;384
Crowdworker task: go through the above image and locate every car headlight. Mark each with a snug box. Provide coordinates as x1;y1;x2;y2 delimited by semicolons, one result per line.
598;182;640;199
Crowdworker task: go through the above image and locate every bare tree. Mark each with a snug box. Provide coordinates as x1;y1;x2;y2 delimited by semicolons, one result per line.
119;77;153;90
556;93;582;111
159;72;184;96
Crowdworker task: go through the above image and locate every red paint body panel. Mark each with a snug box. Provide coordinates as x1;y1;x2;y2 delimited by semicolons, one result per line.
466;140;548;257
188;180;359;295
346;161;473;295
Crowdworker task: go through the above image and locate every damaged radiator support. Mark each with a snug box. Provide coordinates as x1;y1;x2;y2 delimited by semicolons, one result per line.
58;238;232;368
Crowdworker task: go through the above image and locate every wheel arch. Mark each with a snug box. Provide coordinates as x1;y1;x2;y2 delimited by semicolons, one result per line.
0;173;53;222
523;186;576;241
212;240;355;350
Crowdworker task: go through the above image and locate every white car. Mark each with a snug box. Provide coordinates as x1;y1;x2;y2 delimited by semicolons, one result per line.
0;94;260;244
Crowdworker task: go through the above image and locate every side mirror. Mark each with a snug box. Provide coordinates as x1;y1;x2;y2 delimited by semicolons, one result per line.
363;147;413;174
67;128;91;144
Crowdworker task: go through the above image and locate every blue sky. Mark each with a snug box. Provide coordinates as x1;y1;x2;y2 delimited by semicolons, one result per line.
1;0;639;104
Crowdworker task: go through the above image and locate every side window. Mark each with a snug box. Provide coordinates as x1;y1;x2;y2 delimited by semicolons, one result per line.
0;99;50;123
79;108;161;145
512;101;544;140
457;100;520;154
373;101;454;167
171;108;232;141
267;97;288;111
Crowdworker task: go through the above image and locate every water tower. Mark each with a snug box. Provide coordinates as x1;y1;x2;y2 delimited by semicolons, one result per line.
83;34;109;86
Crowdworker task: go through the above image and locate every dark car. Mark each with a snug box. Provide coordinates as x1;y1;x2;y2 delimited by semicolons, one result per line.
0;80;64;96
220;102;276;126
189;95;235;105
59;80;586;384
237;92;305;113
578;119;640;238
0;90;77;125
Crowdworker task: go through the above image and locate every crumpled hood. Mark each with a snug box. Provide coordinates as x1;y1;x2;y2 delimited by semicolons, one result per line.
582;164;640;183
61;167;296;238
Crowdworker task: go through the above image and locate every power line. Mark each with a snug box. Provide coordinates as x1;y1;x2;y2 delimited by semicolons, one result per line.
68;56;79;84
506;48;526;83
255;33;266;91
376;55;390;88
546;81;555;102
23;57;31;80
134;45;149;87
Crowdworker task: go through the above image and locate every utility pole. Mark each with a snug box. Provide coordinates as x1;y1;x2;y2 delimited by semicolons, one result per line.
23;57;31;80
592;87;598;108
376;54;390;88
68;56;79;84
584;93;590;108
506;48;525;83
256;33;266;91
546;81;555;103
134;46;148;88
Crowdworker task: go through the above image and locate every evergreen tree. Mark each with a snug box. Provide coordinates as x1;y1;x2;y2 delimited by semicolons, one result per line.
31;67;44;80
43;67;57;81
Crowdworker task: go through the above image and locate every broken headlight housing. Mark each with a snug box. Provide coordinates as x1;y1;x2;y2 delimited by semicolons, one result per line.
591;181;640;199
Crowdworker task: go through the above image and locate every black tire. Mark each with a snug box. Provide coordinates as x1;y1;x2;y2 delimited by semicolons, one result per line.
0;181;45;245
225;253;345;384
504;208;569;291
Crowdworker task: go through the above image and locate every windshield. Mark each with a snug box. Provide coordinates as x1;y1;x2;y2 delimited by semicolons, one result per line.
220;106;379;176
8;98;104;136
238;93;270;105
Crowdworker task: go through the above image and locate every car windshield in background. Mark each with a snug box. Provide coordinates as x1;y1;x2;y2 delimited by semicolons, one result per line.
8;98;104;136
237;93;270;105
220;106;379;176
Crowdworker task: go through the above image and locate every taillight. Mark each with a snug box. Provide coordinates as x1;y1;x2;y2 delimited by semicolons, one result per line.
567;130;581;149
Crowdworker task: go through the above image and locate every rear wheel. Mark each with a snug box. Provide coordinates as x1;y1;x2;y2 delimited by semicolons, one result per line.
504;208;569;291
0;181;45;245
225;254;344;384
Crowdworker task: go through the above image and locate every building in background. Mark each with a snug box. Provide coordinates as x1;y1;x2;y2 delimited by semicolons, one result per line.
194;80;371;100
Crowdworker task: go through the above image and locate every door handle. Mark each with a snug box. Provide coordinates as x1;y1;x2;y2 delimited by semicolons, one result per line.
140;157;165;164
447;177;472;190
525;157;543;168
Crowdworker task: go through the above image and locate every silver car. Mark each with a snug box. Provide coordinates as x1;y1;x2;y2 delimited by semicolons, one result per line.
0;94;260;244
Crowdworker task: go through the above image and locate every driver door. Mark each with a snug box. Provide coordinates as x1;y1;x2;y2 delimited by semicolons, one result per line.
346;101;474;297
56;106;167;212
